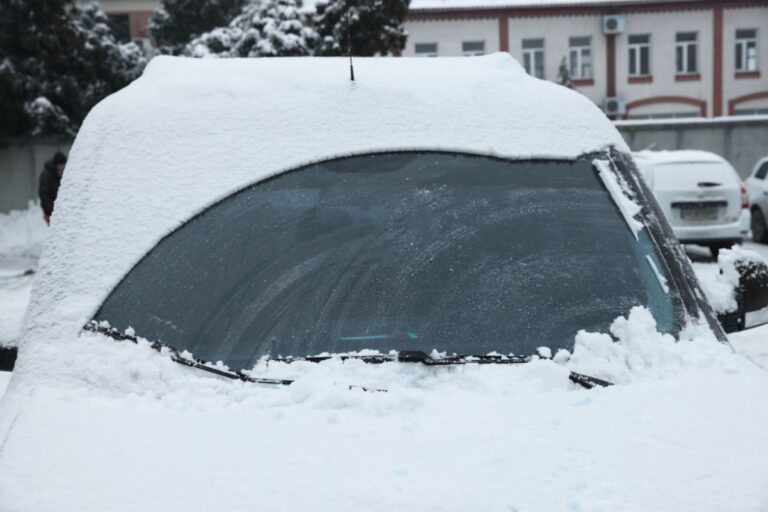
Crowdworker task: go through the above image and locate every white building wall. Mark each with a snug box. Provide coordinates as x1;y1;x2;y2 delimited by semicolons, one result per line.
615;9;713;117
403;4;768;119
507;14;605;105
403;18;499;57
723;6;768;113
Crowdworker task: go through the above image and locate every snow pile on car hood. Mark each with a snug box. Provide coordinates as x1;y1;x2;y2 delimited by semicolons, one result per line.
22;54;627;348
2;306;768;511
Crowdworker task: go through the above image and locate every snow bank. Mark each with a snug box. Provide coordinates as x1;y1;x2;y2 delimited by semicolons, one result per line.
2;307;767;512
0;273;34;347
0;201;47;266
568;306;732;384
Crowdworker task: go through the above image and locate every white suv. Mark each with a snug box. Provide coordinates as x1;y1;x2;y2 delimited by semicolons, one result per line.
634;150;750;257
746;156;768;243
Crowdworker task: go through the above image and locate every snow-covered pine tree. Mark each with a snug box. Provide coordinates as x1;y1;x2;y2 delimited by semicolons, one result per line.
314;0;410;56
184;0;317;58
556;56;573;89
151;0;245;55
0;0;146;141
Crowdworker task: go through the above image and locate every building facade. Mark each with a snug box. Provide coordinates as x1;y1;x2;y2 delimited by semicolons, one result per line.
403;0;768;119
98;0;155;47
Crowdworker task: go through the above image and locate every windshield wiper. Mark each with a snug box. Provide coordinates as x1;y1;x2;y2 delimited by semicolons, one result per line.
83;322;293;386
84;324;612;390
269;350;529;365
270;350;613;389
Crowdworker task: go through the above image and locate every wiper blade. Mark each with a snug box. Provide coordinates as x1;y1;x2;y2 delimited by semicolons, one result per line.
272;350;613;389
83;322;293;386
568;371;613;389
270;350;530;366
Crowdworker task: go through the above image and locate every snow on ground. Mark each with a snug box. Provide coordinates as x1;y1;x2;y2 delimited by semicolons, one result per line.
0;203;46;346
1;308;768;512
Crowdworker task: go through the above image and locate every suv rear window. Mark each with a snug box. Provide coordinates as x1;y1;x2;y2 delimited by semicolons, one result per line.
95;152;674;370
652;161;737;188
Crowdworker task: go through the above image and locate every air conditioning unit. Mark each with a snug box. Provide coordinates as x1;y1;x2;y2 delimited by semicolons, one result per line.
602;15;625;34
604;97;627;116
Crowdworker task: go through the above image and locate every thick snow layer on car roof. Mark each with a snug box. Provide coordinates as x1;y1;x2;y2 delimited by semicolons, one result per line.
21;54;626;342
633;149;728;166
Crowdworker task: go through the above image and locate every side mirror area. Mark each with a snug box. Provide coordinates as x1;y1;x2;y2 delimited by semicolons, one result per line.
717;254;768;332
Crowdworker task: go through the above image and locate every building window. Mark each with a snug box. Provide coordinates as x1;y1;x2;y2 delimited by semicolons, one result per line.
415;43;438;57
568;36;592;79
462;41;485;56
629;34;651;76
522;38;545;78
107;14;131;43
736;29;758;71
675;32;697;74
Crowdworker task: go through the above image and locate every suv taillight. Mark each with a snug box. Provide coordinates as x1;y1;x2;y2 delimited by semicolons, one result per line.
742;183;749;209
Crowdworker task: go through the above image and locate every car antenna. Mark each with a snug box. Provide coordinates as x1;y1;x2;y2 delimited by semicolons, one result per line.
347;9;355;81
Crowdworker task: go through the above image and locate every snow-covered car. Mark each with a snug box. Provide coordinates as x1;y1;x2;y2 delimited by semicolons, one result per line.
633;150;751;258
2;56;768;511
746;156;768;243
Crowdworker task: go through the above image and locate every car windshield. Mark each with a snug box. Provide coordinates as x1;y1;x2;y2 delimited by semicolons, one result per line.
95;152;675;370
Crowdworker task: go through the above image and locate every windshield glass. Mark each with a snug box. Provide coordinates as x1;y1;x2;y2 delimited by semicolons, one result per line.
95;152;675;370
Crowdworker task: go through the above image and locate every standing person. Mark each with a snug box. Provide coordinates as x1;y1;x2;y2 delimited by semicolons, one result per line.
38;151;67;225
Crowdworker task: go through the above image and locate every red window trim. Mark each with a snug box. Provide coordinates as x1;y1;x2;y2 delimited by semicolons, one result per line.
625;95;707;118
728;90;768;115
572;78;595;87
628;75;653;84
735;70;761;79
675;73;701;81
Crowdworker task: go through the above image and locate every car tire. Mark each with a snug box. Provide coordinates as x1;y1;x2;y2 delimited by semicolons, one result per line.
752;207;768;244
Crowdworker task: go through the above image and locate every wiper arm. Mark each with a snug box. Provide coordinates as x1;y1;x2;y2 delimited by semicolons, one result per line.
568;372;613;389
83;322;293;386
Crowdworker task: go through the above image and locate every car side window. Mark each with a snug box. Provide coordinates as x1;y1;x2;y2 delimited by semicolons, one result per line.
756;162;768;180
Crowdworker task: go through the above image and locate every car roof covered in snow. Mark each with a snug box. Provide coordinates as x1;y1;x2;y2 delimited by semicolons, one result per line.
24;54;626;339
633;150;730;166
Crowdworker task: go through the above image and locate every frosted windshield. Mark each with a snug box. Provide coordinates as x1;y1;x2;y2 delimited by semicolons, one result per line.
95;152;675;370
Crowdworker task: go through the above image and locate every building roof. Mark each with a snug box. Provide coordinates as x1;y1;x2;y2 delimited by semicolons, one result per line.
408;0;697;12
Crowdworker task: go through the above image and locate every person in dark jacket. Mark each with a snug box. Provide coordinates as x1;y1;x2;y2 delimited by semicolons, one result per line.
38;151;67;225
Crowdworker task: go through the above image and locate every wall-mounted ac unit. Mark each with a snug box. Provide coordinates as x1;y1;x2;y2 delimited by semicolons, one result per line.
602;15;625;34
604;97;627;116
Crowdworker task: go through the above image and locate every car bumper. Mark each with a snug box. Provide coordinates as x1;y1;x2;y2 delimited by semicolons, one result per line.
673;210;751;245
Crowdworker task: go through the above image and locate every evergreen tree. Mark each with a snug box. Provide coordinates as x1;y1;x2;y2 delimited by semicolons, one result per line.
314;0;409;56
151;0;245;55
0;0;146;141
556;56;573;89
185;0;316;58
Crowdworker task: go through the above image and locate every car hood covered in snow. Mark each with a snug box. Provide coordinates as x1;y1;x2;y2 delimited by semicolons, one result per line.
2;56;768;511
